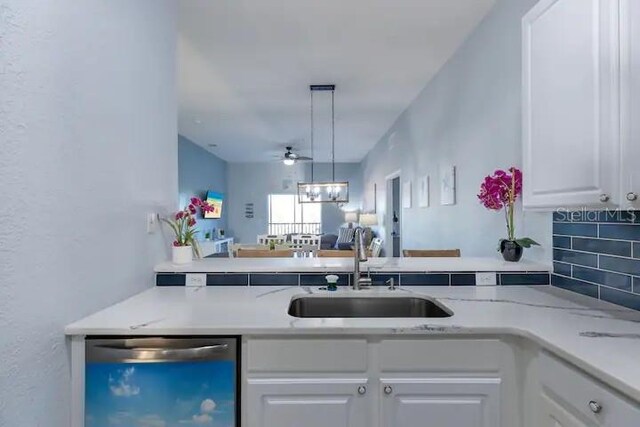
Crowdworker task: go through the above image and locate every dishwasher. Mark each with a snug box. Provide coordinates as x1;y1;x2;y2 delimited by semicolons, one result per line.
85;337;239;427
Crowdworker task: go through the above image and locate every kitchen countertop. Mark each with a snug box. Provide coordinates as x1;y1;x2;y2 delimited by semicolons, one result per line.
154;256;550;273
66;285;640;401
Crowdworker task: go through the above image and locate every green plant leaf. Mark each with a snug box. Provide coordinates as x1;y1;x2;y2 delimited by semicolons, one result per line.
162;218;180;240
515;237;540;248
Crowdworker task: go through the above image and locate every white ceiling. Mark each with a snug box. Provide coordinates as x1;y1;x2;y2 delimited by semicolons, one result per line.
178;0;496;163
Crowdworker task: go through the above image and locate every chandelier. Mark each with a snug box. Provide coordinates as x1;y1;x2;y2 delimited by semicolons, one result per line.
298;84;349;204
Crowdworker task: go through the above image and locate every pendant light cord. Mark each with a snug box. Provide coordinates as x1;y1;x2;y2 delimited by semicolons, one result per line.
331;88;335;181
310;89;314;183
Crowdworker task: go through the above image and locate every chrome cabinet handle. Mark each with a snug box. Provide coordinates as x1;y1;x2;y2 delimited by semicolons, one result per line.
384;385;393;395
588;400;602;414
626;192;638;202
357;386;367;395
599;194;610;203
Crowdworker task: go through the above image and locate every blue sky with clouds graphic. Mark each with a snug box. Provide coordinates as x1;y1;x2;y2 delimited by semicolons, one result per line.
85;361;235;427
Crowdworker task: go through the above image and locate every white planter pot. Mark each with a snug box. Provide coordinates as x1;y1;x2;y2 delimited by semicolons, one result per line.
172;245;193;264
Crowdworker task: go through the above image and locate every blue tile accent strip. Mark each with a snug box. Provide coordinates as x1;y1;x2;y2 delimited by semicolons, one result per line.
400;273;449;286
553;262;572;276
500;273;549;286
599;256;640;276
600;287;640;311
572;237;631;257
552;236;571;249
552;274;599;299
250;273;299;286
553;222;598;237
300;274;350;287
572;266;632;292
155;272;550;289
552;210;640;310
156;274;185;286
207;274;249;286
553;249;598;267
450;273;476;286
599;224;640;241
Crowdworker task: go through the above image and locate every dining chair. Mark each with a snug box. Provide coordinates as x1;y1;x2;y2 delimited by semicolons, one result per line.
368;238;383;257
257;234;286;246
317;249;356;258
290;234;321;249
236;249;294;258
230;244;268;257
402;249;461;257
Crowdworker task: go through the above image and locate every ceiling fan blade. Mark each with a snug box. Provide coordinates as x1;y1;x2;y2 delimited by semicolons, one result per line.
296;156;313;161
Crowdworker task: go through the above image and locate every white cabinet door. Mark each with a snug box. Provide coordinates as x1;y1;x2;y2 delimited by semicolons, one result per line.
380;377;501;427
621;0;640;208
246;378;369;427
534;352;640;427
537;390;598;427
522;0;621;209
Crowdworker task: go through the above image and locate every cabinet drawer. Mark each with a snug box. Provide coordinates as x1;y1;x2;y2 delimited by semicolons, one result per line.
379;338;505;372
537;351;640;424
247;338;368;373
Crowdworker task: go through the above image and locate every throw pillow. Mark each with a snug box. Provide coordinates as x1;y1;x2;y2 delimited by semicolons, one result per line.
336;227;355;244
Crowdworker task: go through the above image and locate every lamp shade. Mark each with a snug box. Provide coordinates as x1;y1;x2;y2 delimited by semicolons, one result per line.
359;213;378;227
344;212;359;223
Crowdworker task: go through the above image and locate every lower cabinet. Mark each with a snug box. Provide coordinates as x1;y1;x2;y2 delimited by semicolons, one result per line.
246;378;369;427
537;391;595;427
534;352;640;427
244;338;640;427
380;378;501;427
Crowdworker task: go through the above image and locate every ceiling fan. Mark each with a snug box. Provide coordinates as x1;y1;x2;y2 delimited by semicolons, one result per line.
280;146;312;166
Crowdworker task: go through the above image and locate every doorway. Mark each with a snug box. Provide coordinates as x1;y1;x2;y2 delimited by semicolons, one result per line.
385;171;402;257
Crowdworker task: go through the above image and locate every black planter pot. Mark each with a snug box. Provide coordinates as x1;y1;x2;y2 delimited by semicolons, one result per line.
500;240;523;262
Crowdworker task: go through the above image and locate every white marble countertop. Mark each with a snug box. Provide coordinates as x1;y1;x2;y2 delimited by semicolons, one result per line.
154;257;550;273
66;285;640;401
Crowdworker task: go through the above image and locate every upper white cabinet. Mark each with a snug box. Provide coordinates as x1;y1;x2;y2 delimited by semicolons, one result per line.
380;377;501;427
620;0;640;208
522;0;624;209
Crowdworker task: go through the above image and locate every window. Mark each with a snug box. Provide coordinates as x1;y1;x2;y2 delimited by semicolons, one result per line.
268;194;321;235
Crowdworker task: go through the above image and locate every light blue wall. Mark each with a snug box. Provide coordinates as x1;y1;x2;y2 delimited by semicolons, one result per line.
178;135;228;239
359;0;552;262
0;1;177;424
227;162;362;243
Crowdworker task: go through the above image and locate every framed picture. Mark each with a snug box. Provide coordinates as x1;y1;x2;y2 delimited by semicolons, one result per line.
440;166;456;205
418;175;430;208
402;181;412;208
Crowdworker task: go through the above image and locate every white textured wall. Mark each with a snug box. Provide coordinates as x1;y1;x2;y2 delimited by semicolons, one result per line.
0;1;177;425
360;0;552;263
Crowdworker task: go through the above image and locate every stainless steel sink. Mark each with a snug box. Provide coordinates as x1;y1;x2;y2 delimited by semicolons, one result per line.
288;296;453;318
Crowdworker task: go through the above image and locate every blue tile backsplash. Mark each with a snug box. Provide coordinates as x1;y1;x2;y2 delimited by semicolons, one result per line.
157;271;549;287
552;210;640;311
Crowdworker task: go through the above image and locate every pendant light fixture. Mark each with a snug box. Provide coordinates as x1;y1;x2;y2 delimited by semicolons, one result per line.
298;84;349;204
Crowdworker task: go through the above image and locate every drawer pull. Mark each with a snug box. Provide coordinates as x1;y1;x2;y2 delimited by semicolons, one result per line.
357;386;366;395
589;400;602;414
599;194;610;203
384;385;393;395
627;192;638;202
